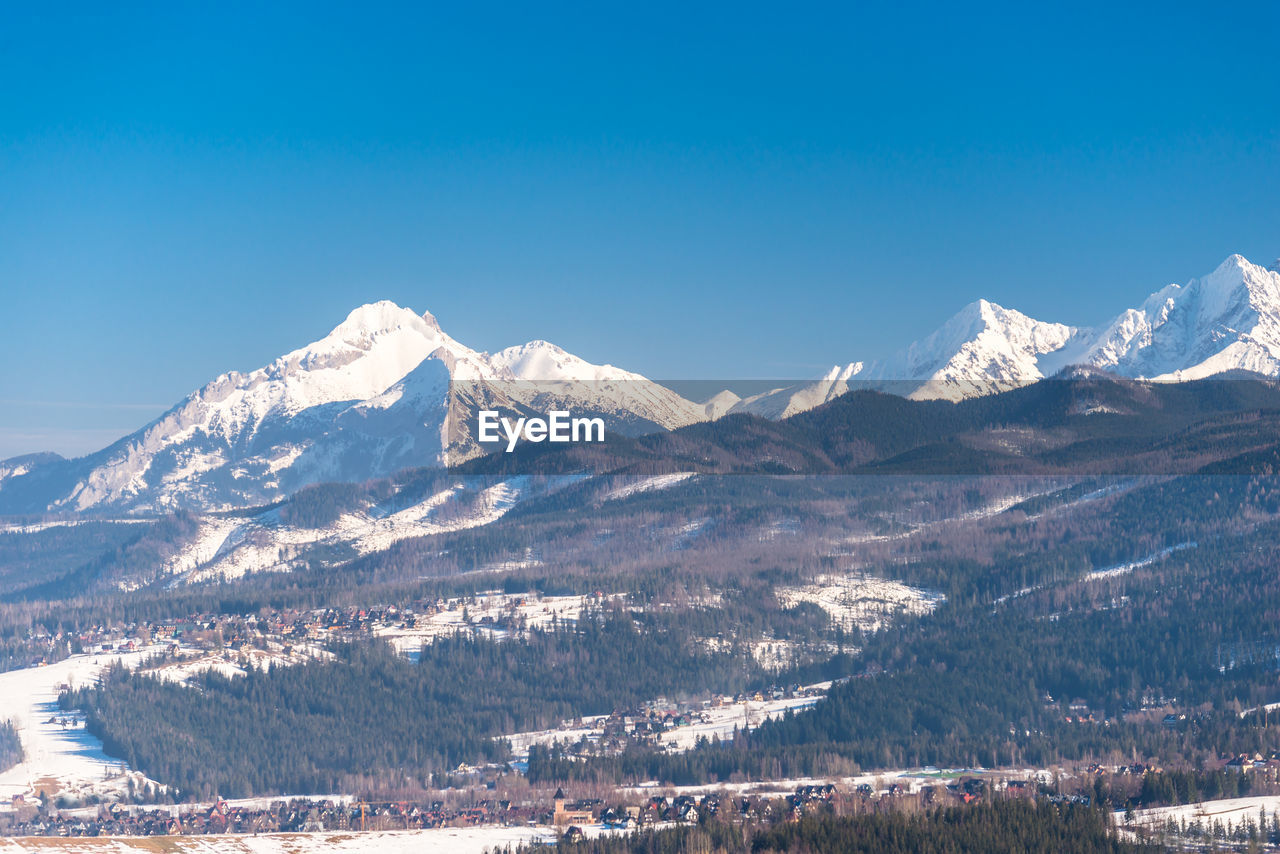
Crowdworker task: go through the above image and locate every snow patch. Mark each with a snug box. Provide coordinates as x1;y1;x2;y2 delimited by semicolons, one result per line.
777;574;943;633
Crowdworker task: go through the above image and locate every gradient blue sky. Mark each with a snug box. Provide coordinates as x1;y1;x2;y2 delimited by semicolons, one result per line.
2;1;1278;458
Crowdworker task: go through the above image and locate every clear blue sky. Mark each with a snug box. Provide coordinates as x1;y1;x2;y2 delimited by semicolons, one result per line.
2;1;1277;458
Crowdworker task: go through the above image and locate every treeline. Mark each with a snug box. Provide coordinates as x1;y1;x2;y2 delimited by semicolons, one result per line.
540;800;1151;854
63;610;775;798
1133;769;1253;808
0;720;22;773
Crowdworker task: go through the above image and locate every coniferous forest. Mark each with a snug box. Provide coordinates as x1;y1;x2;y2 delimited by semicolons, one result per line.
540;800;1151;854
64;612;777;798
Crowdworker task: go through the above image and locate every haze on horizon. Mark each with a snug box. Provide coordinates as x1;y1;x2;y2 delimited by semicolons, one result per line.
2;2;1278;459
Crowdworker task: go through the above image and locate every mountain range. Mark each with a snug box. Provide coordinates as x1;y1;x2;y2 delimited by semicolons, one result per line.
838;253;1280;399
2;252;1279;514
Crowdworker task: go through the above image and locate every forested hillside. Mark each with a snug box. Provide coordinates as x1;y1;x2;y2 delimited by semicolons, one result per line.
461;374;1280;477
64;611;783;797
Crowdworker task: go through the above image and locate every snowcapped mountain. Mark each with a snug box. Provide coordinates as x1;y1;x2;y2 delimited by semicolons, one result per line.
485;339;707;430
6;253;1280;516
836;254;1280;400
1083;254;1280;381
839;300;1084;400
0;302;707;514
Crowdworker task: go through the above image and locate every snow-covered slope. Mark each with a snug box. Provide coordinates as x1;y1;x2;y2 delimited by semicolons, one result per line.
839;254;1280;400
841;300;1084;400
0;302;708;513
157;476;540;585
1083;254;1280;381
700;389;742;419
487;339;707;430
727;365;862;419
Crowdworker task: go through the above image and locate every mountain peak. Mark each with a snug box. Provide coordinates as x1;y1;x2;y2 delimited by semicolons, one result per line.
955;298;1038;329
1217;253;1248;270
332;300;427;339
1202;253;1260;289
835;253;1280;396
1176;253;1280;327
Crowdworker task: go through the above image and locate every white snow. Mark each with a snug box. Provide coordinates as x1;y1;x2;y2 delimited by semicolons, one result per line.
1084;541;1196;581
700;389;742;419
41;304;713;514
844;299;1082;400
141;645;329;685
0;518;151;535
0;647;167;805
374;591;614;656
504;688;828;759
602;473;695;502
839;254;1280;400
24;254;1280;516
166;479;530;584
658;695;823;752
1120;794;1280;838
777;574;943;633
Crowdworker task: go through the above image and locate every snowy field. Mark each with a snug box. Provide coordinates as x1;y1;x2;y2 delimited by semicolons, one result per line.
1121;794;1280;835
660;695;822;751
777;574;943;633
0;822;632;852
0;648;167;805
140;644;331;685
504;689;826;758
375;591;617;655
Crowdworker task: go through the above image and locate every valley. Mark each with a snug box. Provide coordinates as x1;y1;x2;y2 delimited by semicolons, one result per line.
9;259;1280;849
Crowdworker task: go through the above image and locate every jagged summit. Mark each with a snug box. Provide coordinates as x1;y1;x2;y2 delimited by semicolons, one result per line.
0;302;706;513
1079;254;1280;383
837;253;1280;400
836;295;1081;400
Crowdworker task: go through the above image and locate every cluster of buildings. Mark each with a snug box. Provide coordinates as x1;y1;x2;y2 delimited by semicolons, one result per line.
523;686;827;761
15;592;572;672
2;796;523;838
1;787;834;840
0;776;1122;841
